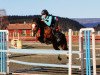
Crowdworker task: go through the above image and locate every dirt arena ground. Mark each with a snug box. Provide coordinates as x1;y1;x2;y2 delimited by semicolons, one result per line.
9;41;100;75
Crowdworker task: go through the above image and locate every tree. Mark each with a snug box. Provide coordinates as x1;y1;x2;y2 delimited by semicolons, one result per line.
0;16;9;30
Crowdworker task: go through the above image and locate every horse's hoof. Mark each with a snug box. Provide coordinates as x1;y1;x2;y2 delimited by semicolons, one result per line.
67;57;69;59
58;56;62;61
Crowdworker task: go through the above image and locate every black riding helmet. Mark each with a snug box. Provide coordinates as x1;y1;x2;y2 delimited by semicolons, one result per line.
41;9;49;15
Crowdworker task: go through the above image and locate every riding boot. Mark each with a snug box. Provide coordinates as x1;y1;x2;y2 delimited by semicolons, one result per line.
38;27;44;43
38;36;44;43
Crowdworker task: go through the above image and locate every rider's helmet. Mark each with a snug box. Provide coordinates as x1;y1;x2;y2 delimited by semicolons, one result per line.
41;9;49;15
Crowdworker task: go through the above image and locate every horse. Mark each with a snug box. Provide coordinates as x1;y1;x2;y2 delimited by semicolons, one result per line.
32;18;68;60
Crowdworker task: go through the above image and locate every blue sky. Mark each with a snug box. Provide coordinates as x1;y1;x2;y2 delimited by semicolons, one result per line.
0;0;100;18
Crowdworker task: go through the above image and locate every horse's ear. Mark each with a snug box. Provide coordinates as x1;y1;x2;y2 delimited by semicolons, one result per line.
37;17;41;21
35;17;41;22
33;18;38;23
36;17;39;20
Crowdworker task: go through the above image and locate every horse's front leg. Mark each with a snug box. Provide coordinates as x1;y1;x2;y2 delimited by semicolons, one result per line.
52;42;62;61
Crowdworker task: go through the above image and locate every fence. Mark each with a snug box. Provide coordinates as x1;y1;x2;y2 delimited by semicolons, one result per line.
79;28;96;75
0;28;97;75
0;29;80;75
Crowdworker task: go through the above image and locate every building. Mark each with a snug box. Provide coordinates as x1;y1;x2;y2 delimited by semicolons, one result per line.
7;23;36;41
7;23;32;36
0;9;6;16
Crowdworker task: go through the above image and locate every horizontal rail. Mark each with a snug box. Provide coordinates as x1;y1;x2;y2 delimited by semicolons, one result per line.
9;59;80;69
6;49;80;55
0;30;8;32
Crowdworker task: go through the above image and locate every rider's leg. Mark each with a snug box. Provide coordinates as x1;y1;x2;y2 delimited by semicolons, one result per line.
38;27;44;43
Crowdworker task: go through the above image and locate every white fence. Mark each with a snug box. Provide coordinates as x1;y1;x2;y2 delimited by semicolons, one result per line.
0;28;97;75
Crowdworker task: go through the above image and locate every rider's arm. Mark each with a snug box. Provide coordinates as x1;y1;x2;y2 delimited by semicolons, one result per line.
42;16;52;26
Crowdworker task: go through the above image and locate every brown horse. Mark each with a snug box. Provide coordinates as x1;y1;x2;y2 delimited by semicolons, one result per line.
32;18;68;60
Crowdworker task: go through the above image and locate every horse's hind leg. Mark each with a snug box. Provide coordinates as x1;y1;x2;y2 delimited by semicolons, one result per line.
61;44;68;50
52;42;60;50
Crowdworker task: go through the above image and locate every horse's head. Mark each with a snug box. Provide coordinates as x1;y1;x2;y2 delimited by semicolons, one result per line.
32;18;43;36
32;23;38;36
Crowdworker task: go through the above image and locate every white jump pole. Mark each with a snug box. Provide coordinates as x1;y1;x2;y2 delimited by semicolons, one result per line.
68;29;72;75
6;31;9;74
92;29;96;75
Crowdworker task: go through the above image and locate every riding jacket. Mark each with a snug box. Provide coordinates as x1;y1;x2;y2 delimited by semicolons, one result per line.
41;15;57;27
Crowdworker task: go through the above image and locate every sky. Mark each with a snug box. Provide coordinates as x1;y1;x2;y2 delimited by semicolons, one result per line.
0;0;100;18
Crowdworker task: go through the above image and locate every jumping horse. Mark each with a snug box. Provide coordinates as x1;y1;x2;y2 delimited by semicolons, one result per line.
32;18;68;60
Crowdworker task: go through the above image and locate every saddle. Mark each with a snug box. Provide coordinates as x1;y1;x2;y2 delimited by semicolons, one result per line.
38;25;61;43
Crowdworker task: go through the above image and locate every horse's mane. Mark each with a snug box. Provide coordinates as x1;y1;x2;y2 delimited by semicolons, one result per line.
33;17;48;28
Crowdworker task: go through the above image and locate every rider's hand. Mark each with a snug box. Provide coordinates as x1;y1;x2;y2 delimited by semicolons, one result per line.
41;20;44;22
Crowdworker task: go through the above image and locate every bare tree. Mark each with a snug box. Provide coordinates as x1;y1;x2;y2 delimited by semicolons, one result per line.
0;16;9;30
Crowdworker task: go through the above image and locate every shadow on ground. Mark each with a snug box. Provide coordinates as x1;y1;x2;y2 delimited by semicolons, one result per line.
22;45;35;49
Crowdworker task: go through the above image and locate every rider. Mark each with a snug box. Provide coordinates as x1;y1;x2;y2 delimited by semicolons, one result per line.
39;9;59;43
